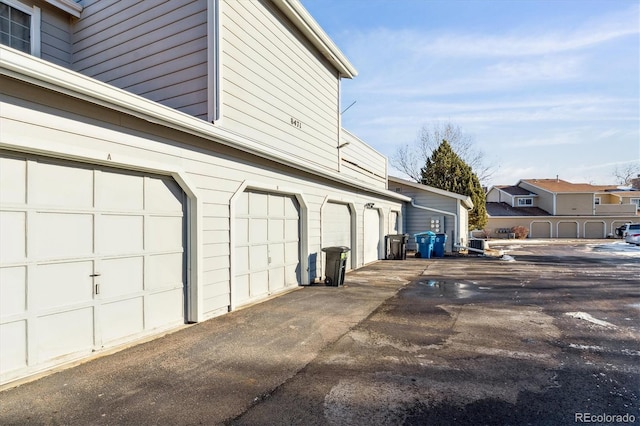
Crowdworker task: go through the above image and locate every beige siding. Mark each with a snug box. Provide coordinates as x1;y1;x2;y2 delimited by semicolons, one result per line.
220;0;340;171
487;216;639;238
339;130;387;189
71;0;209;119
556;193;593;215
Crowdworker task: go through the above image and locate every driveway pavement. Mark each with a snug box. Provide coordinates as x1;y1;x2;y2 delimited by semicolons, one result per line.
1;241;638;425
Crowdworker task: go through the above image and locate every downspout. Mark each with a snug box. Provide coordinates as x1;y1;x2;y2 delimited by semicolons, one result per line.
410;198;458;251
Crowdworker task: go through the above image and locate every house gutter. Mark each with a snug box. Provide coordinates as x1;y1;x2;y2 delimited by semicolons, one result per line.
410;198;459;250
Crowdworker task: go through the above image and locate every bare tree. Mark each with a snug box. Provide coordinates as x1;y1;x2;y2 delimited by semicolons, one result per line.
613;162;640;186
391;122;494;184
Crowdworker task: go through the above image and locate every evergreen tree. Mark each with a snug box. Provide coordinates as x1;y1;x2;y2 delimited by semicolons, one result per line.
421;140;488;230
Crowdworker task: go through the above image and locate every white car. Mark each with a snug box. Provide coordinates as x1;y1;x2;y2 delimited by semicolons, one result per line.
623;223;640;245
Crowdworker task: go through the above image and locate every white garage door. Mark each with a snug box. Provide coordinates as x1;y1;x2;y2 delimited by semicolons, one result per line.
363;209;380;264
322;202;352;270
0;153;185;384
233;191;300;308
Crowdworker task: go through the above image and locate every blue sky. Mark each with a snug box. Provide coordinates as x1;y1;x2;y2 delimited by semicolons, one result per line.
300;0;640;186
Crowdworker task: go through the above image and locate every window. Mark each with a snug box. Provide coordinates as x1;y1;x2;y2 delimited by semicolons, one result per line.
631;198;640;210
0;0;40;56
518;198;533;206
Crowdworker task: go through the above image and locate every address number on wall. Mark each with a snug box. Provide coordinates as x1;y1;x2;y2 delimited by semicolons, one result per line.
290;117;302;129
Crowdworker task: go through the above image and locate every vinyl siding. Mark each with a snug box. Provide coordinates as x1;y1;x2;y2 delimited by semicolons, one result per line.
220;0;340;172
340;130;387;189
39;2;73;67
71;0;209;119
556;193;593;215
519;181;554;213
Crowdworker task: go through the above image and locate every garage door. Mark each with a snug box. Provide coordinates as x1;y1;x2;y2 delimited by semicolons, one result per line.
584;222;605;239
558;222;578;238
389;211;399;234
322;202;352;270
531;221;551;238
0;153;185;384
233;191;300;308
364;209;380;264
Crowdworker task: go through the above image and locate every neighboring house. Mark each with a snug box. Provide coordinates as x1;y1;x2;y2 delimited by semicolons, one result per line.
388;177;473;252
485;178;640;238
0;0;410;386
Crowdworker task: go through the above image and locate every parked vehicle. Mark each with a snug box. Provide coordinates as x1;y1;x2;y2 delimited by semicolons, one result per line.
623;223;640;245
615;224;629;237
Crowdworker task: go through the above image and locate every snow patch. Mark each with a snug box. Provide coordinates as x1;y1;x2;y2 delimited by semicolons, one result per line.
565;312;616;328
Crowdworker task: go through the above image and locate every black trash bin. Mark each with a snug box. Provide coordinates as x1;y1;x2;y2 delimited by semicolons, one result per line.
321;246;350;286
385;234;409;260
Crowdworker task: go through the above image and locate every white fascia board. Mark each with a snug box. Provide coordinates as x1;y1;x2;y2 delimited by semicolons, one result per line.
0;47;406;201
271;0;357;79
44;0;82;17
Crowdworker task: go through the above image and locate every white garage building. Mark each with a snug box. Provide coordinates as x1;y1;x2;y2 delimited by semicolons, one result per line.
0;0;409;386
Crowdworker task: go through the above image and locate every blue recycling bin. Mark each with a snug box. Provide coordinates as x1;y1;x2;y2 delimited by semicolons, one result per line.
414;231;436;258
434;233;448;257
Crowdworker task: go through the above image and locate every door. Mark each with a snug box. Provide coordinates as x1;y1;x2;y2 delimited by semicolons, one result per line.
233;190;300;308
322;202;352;270
584;221;605;239
363;209;380;264
0;153;185;384
558;221;578;238
531;221;551;238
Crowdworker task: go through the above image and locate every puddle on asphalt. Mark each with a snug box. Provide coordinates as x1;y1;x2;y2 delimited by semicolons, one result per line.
417;280;482;298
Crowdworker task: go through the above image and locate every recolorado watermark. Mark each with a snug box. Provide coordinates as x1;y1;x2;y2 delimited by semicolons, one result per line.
575;412;636;423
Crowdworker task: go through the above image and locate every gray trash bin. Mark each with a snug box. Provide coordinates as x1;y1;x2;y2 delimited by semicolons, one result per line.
385;234;409;260
322;246;350;286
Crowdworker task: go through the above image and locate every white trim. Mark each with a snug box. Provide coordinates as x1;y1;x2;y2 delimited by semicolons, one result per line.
44;0;82;17
206;0;220;122
270;0;357;79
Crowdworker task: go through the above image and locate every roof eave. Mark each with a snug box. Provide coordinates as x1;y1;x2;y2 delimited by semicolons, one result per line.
271;0;357;79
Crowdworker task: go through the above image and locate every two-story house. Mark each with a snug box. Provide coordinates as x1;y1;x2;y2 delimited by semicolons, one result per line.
485;178;640;238
0;0;415;386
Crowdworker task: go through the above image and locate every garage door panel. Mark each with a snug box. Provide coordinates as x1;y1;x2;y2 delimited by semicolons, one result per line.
250;192;268;215
30;162;93;208
33;213;93;259
99;215;143;254
0;156;26;204
147;216;183;252
32;261;93;311
97;172;143;210
250;271;269;297
146;253;182;290
269;243;284;265
269;267;284;291
38;307;94;362
268;218;284;240
285;219;298;240
235;246;249;274
146;289;183;329
250;245;269;270
269;194;285;216
144;178;183;213
235;218;249;244
100;297;144;344
0;320;27;371
234;275;250;302
100;257;143;297
250;218;268;243
0;212;25;263
285;242;298;263
0;267;26;316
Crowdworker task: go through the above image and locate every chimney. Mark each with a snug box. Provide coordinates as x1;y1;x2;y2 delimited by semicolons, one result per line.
556;175;559;182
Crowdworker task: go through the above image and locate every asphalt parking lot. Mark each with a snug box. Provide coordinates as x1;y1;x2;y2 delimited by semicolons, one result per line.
1;240;638;425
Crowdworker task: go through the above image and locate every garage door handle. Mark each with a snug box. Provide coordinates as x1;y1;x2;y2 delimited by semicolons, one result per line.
90;273;101;277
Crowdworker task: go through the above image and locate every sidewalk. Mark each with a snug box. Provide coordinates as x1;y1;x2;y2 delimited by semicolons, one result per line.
0;260;429;425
